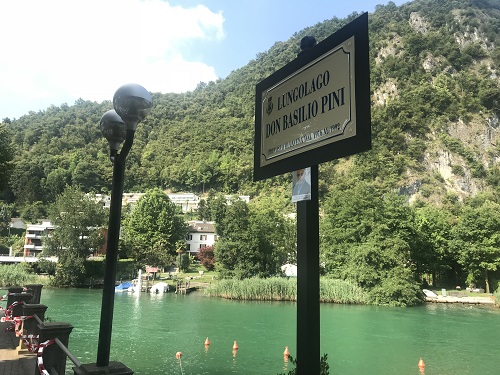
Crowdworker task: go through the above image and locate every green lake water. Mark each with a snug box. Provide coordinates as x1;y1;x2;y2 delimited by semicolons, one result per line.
4;288;499;374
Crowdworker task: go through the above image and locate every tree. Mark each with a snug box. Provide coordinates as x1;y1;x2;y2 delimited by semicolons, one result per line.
414;204;457;286
45;186;107;286
44;168;70;202
20;201;47;224
9;156;47;204
176;240;186;270
180;253;191;272
320;186;422;306
215;199;285;279
197;245;215;271
123;188;187;269
0;202;13;233
452;197;500;293
0;123;14;193
197;199;210;221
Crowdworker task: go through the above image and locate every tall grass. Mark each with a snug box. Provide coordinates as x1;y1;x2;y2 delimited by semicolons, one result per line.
320;278;367;304
205;277;297;301
0;264;38;287
205;277;367;304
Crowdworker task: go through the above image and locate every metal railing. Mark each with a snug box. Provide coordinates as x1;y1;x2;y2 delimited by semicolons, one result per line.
54;337;82;368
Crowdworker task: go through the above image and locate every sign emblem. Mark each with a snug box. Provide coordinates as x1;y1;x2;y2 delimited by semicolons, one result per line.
266;96;273;115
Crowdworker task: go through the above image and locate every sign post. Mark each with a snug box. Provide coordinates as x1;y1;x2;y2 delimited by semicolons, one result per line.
254;13;371;374
296;164;320;374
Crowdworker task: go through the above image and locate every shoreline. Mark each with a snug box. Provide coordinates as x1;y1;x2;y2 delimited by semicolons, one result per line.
425;295;495;305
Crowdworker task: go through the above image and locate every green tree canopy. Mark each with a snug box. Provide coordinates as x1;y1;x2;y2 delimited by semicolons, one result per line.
123;188;187;269
45;186;107;286
320;184;422;306
215;199;287;279
452;196;500;293
0;123;14;195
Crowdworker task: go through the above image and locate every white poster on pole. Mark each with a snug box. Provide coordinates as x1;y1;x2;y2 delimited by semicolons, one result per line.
292;167;311;202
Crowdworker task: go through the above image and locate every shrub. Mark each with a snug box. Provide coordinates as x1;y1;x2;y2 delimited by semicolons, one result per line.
197;246;215;271
34;258;57;275
0;264;36;287
368;276;423;307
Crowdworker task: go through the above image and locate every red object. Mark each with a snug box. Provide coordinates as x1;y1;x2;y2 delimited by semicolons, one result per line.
175;351;182;359
418;357;425;369
284;346;290;358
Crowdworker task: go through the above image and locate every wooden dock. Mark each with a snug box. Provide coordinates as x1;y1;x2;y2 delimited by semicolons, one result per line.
175;281;209;294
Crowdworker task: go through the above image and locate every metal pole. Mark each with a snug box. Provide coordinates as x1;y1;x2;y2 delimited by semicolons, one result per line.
96;129;134;367
296;164;320;374
294;36;321;374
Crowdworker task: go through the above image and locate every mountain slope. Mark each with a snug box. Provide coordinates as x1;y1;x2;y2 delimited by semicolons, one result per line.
2;0;499;209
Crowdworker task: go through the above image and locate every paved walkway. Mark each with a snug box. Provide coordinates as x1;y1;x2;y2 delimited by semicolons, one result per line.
0;312;36;375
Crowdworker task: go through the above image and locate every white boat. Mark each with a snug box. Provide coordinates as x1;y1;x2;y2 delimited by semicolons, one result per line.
150;282;170;294
423;289;438;298
128;269;143;293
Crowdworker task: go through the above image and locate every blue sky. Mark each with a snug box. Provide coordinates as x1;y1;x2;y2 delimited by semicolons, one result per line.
0;0;407;120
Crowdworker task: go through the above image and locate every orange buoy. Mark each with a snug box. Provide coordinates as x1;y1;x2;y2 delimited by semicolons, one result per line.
175;351;182;359
204;337;210;346
418;357;425;370
232;341;238;350
283;346;290;358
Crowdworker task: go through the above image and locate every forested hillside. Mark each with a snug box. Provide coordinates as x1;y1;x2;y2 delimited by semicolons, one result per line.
1;0;500;303
2;0;499;206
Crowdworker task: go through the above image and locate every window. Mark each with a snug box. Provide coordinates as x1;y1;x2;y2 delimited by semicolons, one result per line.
200;235;207;241
186;234;193;240
199;244;205;248
186;244;191;251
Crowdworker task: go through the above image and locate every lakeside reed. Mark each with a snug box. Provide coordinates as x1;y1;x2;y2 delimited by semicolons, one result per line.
205;277;367;304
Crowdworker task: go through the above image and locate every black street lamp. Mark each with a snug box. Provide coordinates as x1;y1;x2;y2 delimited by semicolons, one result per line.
97;83;152;367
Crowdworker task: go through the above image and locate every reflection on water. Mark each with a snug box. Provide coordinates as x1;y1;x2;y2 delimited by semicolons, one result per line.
4;288;498;375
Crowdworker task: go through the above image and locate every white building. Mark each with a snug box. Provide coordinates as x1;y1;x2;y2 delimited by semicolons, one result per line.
24;221;54;257
119;192;201;213
185;221;216;256
106;192;250;214
122;192;145;208
9;218;26;230
168;193;200;213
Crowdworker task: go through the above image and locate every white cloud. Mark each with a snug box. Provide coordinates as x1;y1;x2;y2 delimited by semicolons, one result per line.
0;0;224;118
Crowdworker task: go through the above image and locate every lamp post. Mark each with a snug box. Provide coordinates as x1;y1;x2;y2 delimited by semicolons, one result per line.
97;83;152;367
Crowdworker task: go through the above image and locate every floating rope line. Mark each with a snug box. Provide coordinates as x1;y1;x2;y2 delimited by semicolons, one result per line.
37;339;55;375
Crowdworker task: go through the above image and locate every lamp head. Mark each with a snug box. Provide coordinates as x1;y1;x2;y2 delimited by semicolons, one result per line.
100;110;126;153
113;83;152;129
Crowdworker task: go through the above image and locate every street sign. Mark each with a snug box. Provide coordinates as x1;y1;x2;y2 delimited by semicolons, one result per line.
254;13;371;181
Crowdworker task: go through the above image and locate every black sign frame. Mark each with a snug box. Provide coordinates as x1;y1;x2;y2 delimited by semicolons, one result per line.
254;12;371;181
